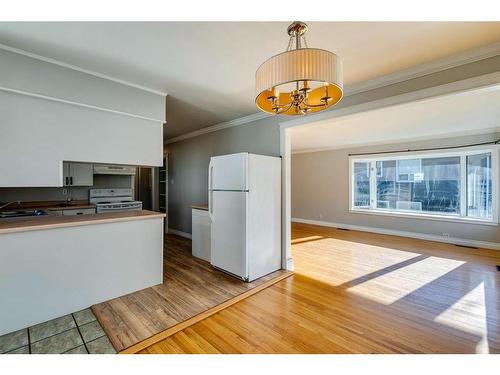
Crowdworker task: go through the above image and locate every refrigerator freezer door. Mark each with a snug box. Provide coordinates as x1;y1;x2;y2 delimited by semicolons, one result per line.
210;153;248;191
210;190;247;279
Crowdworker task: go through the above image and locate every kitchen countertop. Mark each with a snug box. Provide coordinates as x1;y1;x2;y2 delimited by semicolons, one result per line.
191;204;209;211
0;210;166;234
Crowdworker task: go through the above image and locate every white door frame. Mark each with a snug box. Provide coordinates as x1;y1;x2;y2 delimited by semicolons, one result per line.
278;71;500;271
280;126;293;270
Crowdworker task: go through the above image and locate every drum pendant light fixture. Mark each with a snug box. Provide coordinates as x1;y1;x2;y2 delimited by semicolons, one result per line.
255;21;343;116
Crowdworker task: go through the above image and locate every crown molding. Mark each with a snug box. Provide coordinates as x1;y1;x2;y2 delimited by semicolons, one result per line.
291;127;500;155
280;71;500;131
0;43;168;97
344;42;500;96
0;85;165;123
165;42;500;145
165;111;271;144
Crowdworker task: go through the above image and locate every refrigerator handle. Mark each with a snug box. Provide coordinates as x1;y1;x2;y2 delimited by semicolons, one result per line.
208;159;213;190
208;160;214;221
209;190;214;221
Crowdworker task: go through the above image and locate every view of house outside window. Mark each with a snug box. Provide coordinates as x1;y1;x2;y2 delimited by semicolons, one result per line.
467;153;493;219
376;156;461;214
351;150;495;222
353;161;370;208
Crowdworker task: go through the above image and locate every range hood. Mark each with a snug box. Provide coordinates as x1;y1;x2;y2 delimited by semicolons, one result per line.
93;164;136;175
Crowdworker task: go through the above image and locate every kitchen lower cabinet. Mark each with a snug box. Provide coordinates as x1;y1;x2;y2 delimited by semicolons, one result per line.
192;208;211;262
62;208;96;216
50;208;96;216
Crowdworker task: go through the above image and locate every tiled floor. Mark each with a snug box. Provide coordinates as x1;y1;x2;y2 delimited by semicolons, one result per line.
0;308;116;354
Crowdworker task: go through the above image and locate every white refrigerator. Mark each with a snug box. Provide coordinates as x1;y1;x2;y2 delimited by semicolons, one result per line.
208;152;282;281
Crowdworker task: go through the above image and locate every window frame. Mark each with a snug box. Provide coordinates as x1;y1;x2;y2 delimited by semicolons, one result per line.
349;146;499;226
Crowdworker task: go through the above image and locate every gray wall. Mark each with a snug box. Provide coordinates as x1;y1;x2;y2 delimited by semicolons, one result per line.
166;116;281;234
291;132;500;244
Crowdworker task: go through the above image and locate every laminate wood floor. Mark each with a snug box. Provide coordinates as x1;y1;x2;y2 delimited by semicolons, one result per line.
140;223;500;354
92;234;286;352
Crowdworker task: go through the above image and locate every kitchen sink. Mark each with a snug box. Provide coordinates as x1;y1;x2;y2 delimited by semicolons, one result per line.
0;209;48;219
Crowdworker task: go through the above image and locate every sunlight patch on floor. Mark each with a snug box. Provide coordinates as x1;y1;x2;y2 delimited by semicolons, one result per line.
346;256;465;305
434;282;489;354
293;237;422;286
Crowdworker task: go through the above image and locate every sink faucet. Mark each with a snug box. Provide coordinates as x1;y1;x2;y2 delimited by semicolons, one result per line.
0;200;22;210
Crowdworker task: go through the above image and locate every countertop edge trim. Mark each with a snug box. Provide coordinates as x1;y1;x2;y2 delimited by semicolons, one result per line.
0;213;166;235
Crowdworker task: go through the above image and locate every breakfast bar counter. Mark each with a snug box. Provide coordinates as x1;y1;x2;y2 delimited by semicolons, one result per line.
0;210;165;234
0;210;165;336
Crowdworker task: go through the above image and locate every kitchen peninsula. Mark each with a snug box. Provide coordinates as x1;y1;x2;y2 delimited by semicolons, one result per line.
0;210;165;336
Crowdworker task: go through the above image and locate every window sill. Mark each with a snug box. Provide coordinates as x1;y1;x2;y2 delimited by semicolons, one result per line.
349;208;498;226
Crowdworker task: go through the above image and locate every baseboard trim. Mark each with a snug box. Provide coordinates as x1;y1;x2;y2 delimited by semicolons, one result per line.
292;217;500;251
167;228;192;239
119;270;293;354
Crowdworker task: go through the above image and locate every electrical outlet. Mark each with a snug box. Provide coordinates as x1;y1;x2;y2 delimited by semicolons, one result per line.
442;232;450;238
319;213;323;219
62;189;68;195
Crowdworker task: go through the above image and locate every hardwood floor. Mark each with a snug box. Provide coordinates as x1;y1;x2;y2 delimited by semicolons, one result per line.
140;223;500;354
92;234;288;352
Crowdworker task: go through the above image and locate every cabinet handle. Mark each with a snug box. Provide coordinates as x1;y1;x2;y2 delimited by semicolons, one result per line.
70;176;73;185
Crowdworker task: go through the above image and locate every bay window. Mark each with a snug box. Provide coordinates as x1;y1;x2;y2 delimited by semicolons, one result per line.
350;149;498;224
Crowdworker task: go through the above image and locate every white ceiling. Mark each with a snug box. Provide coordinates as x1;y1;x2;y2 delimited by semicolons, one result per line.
290;88;500;153
0;22;499;139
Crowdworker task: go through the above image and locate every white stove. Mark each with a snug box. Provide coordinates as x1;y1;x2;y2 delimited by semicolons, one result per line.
89;188;142;213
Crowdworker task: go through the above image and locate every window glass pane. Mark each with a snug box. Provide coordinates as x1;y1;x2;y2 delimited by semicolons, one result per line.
376;157;460;214
467;153;492;219
353;162;370;208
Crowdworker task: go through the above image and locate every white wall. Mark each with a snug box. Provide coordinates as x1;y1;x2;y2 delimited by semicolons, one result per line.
0;47;165;187
0;48;165;121
0;217;164;335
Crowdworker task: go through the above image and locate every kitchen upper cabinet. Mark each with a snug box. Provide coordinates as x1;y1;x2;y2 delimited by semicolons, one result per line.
63;162;94;186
